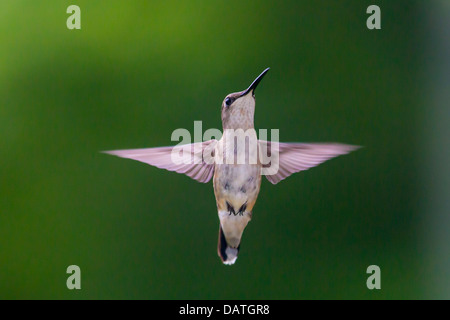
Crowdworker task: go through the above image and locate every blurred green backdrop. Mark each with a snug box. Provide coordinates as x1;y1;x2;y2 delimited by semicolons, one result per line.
1;0;448;299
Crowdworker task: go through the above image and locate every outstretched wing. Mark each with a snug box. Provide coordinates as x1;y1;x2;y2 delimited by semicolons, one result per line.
259;141;360;185
103;140;217;183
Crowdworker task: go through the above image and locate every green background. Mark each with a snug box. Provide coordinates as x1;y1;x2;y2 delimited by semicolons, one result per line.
1;0;448;299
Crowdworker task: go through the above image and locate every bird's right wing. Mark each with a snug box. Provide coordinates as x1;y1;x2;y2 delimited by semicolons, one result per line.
259;141;360;184
103;140;217;183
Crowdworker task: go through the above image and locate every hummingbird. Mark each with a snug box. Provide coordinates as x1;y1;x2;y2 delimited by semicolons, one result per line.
104;68;359;265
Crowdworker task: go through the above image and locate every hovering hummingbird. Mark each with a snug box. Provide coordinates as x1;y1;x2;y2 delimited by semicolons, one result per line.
105;68;359;265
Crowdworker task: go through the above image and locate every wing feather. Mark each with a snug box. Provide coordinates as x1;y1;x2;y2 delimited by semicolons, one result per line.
103;140;217;183
260;141;360;184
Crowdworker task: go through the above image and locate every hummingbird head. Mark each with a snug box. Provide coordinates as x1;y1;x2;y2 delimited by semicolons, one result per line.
221;68;269;130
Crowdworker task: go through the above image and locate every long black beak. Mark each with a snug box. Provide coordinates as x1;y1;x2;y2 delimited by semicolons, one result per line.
241;67;270;97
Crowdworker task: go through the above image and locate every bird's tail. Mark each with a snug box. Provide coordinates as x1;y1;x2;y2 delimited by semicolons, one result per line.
217;225;240;265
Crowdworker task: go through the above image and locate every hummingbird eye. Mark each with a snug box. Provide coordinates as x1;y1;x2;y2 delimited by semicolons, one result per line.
225;97;233;107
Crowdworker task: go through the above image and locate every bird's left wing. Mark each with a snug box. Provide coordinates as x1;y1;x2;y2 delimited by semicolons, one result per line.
259;141;360;185
103;140;217;183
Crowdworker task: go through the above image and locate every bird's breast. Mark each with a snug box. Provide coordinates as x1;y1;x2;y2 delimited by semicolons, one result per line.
213;164;262;215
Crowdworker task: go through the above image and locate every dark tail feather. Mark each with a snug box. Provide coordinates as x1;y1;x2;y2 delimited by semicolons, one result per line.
217;225;240;265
